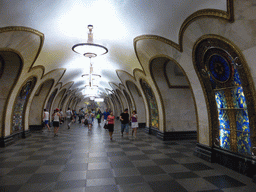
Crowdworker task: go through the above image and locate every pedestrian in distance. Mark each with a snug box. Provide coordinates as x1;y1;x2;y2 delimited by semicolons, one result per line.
120;108;129;136
43;109;50;131
66;108;73;129
107;111;115;140
131;110;138;138
52;108;61;137
102;109;110;129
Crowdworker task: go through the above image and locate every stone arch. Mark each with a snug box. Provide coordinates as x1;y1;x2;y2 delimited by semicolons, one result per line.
126;81;146;125
139;78;159;130
51;89;66;114
29;79;54;127
193;35;256;158
0;51;23;139
150;56;197;139
116;89;128;111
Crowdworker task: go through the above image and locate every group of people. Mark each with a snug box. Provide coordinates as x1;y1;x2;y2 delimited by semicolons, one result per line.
43;107;139;139
103;108;138;140
43;107;77;137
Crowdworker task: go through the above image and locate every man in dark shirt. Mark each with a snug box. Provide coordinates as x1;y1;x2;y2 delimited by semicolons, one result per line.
120;108;129;136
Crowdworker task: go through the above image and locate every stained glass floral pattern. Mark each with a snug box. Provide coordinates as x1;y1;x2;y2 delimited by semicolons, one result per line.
220;129;231;150
236;110;250;132
232;67;241;86
232;87;247;108
218;109;230;130
237;132;251;155
215;91;227;108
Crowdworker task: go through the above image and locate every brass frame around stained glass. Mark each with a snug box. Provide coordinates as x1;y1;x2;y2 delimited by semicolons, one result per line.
193;35;256;157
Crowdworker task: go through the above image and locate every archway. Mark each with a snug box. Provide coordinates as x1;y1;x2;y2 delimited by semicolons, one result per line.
126;81;146;126
29;79;54;129
12;77;37;135
193;35;256;176
150;57;197;139
0;52;23;138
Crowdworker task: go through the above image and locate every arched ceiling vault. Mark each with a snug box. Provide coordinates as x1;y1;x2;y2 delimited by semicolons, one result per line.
0;0;231;97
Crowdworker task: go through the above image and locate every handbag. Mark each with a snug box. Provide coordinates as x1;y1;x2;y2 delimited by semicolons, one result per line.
104;123;108;129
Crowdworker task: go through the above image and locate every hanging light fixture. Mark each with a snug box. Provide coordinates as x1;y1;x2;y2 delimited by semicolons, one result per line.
72;25;108;58
82;58;101;87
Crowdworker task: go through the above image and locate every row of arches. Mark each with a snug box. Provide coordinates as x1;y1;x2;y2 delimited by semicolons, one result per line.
1;0;256;177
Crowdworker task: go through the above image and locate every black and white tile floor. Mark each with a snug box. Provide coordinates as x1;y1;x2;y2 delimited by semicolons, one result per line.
1;121;256;192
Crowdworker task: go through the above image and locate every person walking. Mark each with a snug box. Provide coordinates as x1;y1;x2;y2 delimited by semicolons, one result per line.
96;109;102;125
66;108;73;129
102;109;110;128
120;108;130;136
107;111;115;140
43;109;50;131
86;111;94;131
52;108;61;137
131;110;138;138
78;108;84;124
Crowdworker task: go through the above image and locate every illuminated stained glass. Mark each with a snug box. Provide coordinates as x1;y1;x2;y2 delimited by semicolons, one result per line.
218;109;230;130
215;91;227;108
231;87;247;108
140;80;159;128
232;67;241;86
12;78;36;132
236;110;250;132
209;55;231;82
237;132;251;155
220;129;231;150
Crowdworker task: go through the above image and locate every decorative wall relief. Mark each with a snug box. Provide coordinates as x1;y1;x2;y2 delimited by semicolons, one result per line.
194;36;255;156
140;80;159;129
12;77;36;133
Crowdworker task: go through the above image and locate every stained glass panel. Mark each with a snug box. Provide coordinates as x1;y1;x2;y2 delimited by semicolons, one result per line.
232;67;241;86
220;129;231;150
12;78;36;132
215;91;227;108
218;109;230;130
235;110;250;132
140;80;159;128
237;132;251;155
231;87;247;108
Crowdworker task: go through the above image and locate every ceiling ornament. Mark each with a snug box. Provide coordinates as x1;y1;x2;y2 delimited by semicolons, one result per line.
72;25;108;58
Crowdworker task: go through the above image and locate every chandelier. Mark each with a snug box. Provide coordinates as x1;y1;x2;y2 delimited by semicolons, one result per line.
82;59;101;87
72;25;107;100
72;25;108;58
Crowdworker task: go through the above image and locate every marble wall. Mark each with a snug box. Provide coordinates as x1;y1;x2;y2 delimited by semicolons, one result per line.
150;57;196;132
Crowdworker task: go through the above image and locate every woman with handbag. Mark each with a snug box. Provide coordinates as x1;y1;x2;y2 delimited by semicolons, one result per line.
107;111;115;140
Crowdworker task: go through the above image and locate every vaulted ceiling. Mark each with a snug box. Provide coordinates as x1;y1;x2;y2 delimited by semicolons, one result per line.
0;0;227;96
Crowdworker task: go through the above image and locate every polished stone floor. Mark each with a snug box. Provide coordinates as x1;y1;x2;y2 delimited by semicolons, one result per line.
1;121;256;192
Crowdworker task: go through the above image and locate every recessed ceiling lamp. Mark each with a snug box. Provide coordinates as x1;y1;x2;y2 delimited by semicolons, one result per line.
72;25;108;58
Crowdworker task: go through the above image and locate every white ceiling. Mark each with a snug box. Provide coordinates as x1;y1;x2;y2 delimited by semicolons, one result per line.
0;0;227;94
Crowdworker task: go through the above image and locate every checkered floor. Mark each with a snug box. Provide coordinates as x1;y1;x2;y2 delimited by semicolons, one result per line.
1;121;256;192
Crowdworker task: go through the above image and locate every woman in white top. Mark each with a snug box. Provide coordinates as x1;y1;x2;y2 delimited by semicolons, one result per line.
52;108;61;137
43;109;50;131
131;110;138;138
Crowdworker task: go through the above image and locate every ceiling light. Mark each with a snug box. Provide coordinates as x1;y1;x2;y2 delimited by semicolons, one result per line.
95;98;104;102
72;25;108;58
